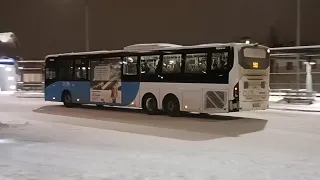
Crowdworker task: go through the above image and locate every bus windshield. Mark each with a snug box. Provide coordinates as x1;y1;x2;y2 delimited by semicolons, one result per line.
239;47;269;70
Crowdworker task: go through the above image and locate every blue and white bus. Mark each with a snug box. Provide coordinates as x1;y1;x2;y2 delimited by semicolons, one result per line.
0;57;17;91
44;43;270;116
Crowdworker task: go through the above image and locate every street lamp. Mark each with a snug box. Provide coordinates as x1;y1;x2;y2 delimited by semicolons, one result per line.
0;32;13;43
295;0;301;90
85;0;90;51
305;58;316;93
296;0;300;46
0;32;21;57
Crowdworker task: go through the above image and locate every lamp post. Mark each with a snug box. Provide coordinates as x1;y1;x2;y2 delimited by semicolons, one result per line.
0;33;13;43
85;0;90;51
305;58;315;94
295;0;301;90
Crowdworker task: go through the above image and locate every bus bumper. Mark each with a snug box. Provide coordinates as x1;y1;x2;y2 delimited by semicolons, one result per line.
239;101;269;111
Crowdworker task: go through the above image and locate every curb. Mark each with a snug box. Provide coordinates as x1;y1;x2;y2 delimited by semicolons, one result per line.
15;96;44;98
13;92;44;98
269;107;320;113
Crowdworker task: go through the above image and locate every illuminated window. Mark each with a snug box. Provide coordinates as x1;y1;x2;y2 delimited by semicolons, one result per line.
185;53;207;74
162;54;182;74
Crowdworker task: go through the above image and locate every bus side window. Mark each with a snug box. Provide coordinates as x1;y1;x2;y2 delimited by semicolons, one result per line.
140;55;159;75
185;53;207;74
75;59;89;81
162;54;182;74
211;52;229;71
45;68;56;80
123;56;138;75
57;59;73;81
45;59;57;81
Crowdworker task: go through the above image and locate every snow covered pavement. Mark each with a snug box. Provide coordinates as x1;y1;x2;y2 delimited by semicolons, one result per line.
269;96;320;112
1;95;320;179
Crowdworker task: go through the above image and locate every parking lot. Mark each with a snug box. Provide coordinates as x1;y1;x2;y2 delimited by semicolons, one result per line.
1;94;320;179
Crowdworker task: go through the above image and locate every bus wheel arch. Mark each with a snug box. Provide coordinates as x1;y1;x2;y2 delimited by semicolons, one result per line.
61;90;73;108
142;93;159;115
162;94;181;117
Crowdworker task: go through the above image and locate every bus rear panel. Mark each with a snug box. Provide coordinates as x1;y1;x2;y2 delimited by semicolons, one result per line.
236;45;270;111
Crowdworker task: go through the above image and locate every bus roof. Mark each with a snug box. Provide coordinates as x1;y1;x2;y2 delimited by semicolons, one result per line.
45;42;268;59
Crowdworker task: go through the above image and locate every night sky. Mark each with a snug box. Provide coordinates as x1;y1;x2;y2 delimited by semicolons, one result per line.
1;0;320;59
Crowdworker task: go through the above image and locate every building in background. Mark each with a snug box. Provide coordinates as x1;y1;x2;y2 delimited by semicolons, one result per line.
270;58;320;92
0;32;44;91
16;60;44;91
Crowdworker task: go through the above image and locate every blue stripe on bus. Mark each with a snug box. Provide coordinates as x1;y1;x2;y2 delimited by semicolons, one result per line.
45;81;140;106
44;81;91;103
121;81;140;105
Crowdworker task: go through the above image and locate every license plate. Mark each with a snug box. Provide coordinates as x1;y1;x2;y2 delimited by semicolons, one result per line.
253;103;261;108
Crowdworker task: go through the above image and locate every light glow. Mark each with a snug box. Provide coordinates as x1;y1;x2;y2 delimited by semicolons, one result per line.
0;32;13;43
9;85;16;90
0;58;15;63
5;67;12;71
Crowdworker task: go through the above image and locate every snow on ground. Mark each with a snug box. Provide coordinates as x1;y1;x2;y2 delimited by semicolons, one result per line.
269;96;283;102
0;91;15;95
269;96;320;110
1;94;320;179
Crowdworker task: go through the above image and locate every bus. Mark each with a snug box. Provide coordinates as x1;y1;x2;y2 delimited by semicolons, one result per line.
44;43;270;116
0;57;17;91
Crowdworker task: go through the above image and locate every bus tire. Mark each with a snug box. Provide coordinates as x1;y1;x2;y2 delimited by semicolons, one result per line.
62;91;73;108
142;93;159;115
163;95;180;117
96;104;104;108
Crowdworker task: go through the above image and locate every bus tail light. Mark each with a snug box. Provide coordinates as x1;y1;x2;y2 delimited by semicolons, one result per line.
234;82;239;99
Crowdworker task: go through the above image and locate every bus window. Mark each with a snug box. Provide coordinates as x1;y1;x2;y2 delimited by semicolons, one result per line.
45;58;57;81
162;54;182;74
123;56;138;75
75;59;89;81
211;52;229;71
185;53;207;74
244;48;266;58
141;55;160;75
75;66;88;80
56;59;74;81
239;47;269;70
45;68;56;80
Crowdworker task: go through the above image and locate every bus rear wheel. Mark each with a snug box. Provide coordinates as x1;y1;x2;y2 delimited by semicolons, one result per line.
62;91;73;108
142;94;159;115
163;95;180;117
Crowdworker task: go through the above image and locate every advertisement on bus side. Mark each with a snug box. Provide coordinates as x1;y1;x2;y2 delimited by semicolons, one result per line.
90;58;122;104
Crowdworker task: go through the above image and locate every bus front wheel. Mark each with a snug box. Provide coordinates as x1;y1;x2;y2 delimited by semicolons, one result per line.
163;95;180;117
142;94;159;115
62;91;74;108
